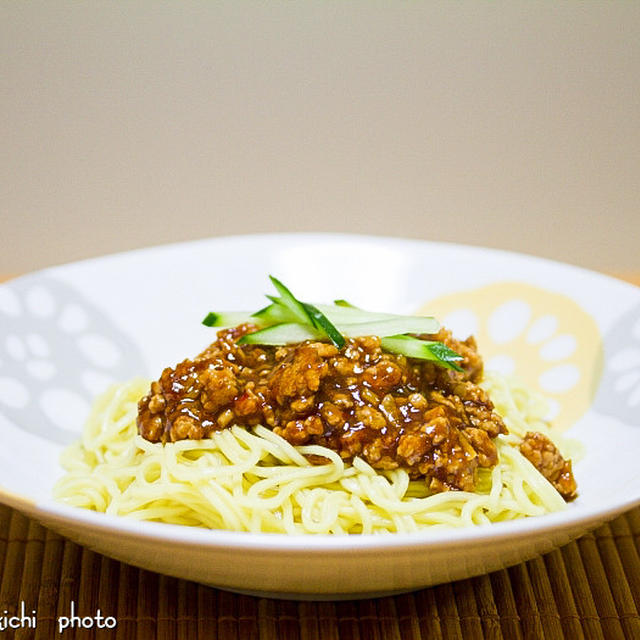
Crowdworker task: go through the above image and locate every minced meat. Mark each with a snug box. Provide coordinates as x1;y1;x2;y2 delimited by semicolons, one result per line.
520;431;578;501
137;324;575;498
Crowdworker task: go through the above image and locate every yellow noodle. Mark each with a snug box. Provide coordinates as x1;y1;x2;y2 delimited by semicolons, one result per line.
54;374;578;534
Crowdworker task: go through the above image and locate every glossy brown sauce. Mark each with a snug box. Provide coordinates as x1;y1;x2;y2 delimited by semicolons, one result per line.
137;324;576;498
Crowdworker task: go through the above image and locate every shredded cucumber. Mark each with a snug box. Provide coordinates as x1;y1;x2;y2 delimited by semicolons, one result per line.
238;323;324;345
237;318;441;343
250;300;440;330
381;335;463;371
336;317;438;336
203;275;461;370
267;276;311;326
202;311;254;327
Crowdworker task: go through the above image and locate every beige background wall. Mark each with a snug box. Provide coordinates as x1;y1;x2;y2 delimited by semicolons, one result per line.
2;2;639;275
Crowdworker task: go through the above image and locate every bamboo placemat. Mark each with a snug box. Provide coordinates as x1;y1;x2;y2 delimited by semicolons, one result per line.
1;272;639;639
1;503;639;639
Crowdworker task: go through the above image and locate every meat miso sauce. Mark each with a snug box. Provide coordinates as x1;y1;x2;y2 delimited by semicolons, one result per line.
138;324;577;501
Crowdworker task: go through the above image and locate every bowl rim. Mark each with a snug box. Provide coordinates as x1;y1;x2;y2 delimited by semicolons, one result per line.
14;230;640;295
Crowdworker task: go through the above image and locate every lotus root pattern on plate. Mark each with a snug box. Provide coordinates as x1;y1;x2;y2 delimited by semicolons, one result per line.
418;282;603;431
0;275;145;444
594;300;640;425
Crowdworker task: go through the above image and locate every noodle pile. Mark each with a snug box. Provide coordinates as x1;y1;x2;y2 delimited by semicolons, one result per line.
54;374;579;534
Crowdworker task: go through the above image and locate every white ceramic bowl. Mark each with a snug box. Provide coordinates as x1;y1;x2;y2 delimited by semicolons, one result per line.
1;233;639;599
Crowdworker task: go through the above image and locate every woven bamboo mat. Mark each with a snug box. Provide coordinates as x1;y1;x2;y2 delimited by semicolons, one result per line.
1;503;639;639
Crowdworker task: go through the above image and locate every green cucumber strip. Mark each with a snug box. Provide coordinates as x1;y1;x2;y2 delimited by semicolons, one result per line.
316;303;399;322
202;312;218;327
252;296;440;331
238;325;463;371
203;277;456;371
302;303;345;348
338;317;439;337
267;277;345;347
333;299;356;307
252;303;272;316
251;302;293;325
237;323;324;345
204;308;439;339
381;335;464;371
318;304;440;329
202;311;256;327
426;341;465;363
268;276;312;325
